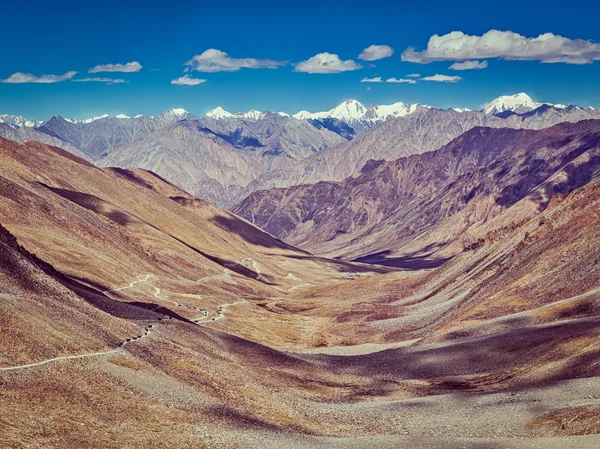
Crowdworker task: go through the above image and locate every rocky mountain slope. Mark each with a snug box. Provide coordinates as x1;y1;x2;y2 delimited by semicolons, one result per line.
196;112;346;159
98;121;263;206
2;134;600;448
98;115;346;207
37;109;195;159
2;95;599;209
234;119;600;265
0;122;90;160
237;104;600;196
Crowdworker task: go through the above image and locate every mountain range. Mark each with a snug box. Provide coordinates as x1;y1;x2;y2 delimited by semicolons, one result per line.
3;116;600;448
1;93;599;207
234;119;600;265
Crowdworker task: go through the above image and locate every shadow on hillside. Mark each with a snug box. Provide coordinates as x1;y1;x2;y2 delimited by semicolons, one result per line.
274;253;396;274
36;182;143;226
210;213;308;253
107;167;155;190
63;275;191;322
352;244;452;270
127;301;193;323
35;182;278;285
0;224;189;323
304;316;600;392
353;250;452;269
167;232;279;285
495;132;600;210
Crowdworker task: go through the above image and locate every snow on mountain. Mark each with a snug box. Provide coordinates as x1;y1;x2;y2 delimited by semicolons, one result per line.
292;100;425;125
328;100;368;121
484;93;542;115
483;93;580;116
170;108;189;117
205;108;289;121
0;114;44;128
206;107;235;119
237;110;267;120
363;102;424;122
293;110;323;120
81;114;110;124
293;100;368;121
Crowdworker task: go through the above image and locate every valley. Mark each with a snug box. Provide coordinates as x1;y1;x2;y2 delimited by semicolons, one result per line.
4;0;600;446
1;109;600;447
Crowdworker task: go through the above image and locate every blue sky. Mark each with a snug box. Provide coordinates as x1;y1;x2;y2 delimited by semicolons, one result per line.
2;0;600;120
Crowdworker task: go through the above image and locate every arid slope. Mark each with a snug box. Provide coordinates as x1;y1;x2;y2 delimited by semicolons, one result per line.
2;136;600;448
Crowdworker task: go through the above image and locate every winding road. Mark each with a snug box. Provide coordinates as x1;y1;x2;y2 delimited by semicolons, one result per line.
0;322;156;372
1;274;249;372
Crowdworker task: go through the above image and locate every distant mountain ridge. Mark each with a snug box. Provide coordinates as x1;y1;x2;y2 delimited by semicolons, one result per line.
233;119;600;265
2;94;599;207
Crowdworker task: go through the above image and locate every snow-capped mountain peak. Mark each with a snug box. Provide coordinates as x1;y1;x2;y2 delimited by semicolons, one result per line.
0;114;44;128
484;93;541;115
81;114;110;124
169;108;189;117
237;110;267;120
205;107;234;119
363;102;424;122
328;99;367;121
292;110;318;120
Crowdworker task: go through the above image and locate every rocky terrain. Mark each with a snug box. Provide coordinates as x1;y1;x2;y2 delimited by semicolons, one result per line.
0;122;90;160
4;95;599;208
1;134;600;448
240;104;600;194
99;114;347;207
37;109;196;159
234;119;600;264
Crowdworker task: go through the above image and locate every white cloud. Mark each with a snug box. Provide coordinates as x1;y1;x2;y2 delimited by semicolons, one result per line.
295;53;362;74
402;30;600;65
386;77;417;84
361;76;382;83
186;49;284;72
449;60;488;70
405;73;421;77
358;45;394;61
421;74;462;83
171;75;207;86
89;61;142;73
1;71;77;83
72;77;127;84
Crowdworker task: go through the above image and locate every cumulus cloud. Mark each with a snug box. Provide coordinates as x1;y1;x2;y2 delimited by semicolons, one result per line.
361;76;382;83
72;77;127;84
89;61;142;73
1;71;77;83
171;75;207;86
402;30;600;65
186;49;284;72
405;73;420;77
421;74;462;83
449;60;488;70
295;53;362;74
358;45;394;61
386;77;417;84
